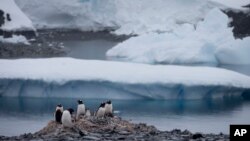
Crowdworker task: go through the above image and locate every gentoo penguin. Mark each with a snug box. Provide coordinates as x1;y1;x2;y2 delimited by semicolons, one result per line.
76;100;85;120
55;104;63;123
105;100;113;117
62;108;74;128
96;102;105;118
85;108;91;117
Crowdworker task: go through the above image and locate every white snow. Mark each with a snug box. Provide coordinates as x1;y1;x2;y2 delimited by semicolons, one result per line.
216;37;250;65
14;0;249;35
0;35;29;45
0;0;34;31
0;58;250;88
107;8;250;65
209;0;250;10
14;0;218;35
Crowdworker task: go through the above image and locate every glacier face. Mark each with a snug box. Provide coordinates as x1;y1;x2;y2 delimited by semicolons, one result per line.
14;0;221;35
13;0;250;35
0;58;250;99
0;79;249;100
107;8;250;65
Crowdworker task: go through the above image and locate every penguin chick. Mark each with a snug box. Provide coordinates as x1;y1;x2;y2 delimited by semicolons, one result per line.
62;108;74;128
85;108;91;117
96;102;105;118
105;100;113;117
55;104;63;123
76;100;85;120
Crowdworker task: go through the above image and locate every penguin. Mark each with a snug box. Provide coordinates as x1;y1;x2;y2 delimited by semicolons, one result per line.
85;108;91;117
105;100;113;117
55;104;63;123
76;100;85;120
62;108;74;128
96;102;106;118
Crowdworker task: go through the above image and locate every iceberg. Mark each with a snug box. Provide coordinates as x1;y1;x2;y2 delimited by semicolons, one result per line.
107;8;250;65
0;58;250;99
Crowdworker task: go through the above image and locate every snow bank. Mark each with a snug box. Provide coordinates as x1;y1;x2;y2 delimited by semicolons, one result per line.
0;58;250;99
0;35;29;45
0;0;34;31
107;8;250;65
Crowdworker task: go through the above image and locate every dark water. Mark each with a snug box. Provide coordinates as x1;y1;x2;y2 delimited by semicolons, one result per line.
64;40;118;60
0;97;250;136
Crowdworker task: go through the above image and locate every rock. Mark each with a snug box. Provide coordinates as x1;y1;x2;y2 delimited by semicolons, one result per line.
0;9;5;27
118;131;130;135
192;133;203;139
224;10;250;38
0;116;229;141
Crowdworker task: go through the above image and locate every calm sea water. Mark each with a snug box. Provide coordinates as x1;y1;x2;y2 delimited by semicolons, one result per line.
0;97;250;136
0;39;250;136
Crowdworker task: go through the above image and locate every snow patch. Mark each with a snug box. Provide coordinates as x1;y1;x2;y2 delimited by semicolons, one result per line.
0;35;29;45
0;0;34;31
209;0;250;10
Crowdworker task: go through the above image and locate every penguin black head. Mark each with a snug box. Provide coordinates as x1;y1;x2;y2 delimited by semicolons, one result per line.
106;100;111;104
78;100;83;104
68;108;74;115
100;102;105;108
57;104;62;107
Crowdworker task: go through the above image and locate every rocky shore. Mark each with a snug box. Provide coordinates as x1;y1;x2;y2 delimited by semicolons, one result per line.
0;29;130;59
0;116;229;141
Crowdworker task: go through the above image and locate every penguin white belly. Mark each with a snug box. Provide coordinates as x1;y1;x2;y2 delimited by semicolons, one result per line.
105;104;113;114
85;110;91;117
62;111;73;128
77;104;85;119
96;107;105;117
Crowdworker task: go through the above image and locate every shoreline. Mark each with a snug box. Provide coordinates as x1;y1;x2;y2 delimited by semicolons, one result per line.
0;116;229;141
0;29;130;59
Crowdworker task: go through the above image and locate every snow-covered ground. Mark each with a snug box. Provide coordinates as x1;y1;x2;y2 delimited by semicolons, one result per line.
0;58;250;99
0;35;29;45
107;8;250;65
0;0;34;31
15;0;249;35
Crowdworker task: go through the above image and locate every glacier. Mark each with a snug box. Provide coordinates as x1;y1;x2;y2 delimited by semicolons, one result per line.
14;0;248;35
0;58;250;99
107;8;250;65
